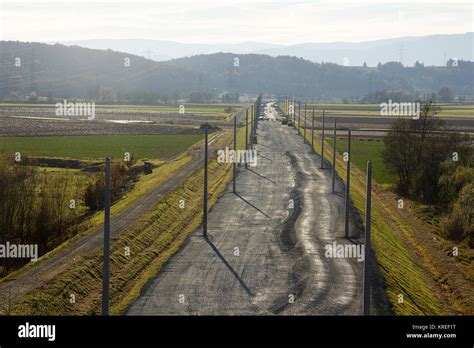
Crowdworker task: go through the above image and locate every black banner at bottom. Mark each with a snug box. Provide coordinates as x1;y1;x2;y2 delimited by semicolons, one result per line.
0;315;472;346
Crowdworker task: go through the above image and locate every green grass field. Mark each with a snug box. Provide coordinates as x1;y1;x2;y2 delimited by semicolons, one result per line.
0;135;203;160
332;138;396;186
282;102;474;118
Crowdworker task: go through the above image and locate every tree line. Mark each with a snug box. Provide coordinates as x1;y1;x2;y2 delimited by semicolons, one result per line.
1;42;472;101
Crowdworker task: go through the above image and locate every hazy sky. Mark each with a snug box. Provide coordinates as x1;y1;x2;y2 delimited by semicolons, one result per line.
1;0;472;44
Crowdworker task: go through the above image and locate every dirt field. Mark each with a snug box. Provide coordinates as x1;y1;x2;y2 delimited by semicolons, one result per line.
0;104;251;136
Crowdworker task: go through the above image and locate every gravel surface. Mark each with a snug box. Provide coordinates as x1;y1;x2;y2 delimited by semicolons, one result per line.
127;103;365;315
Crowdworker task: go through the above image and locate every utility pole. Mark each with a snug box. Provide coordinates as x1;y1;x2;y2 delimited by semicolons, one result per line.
320;110;325;169
303;104;307;144
102;157;111;316
364;161;372;316
245;109;249;169
250;104;254;150
253;95;261;144
203;124;209;239
233;114;237;193
311;106;315;153
332;117;337;193
298;101;301;133
344;129;351;238
293;100;296;129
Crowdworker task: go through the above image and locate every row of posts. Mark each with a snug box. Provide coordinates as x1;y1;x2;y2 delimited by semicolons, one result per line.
101;95;262;315
101;95;370;316
282;97;372;316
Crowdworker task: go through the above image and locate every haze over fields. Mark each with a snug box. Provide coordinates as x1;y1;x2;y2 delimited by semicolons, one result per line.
2;0;472;67
54;32;474;66
1;41;473;100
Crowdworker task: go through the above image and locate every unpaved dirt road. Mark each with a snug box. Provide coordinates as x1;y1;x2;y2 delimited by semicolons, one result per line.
127;103;364;315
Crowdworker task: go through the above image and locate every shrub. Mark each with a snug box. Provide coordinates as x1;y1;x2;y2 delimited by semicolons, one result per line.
441;183;474;247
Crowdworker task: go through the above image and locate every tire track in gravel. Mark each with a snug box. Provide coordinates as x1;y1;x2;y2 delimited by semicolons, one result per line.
127;103;364;315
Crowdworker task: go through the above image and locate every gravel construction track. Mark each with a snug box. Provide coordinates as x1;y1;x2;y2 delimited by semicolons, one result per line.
127;103;364;315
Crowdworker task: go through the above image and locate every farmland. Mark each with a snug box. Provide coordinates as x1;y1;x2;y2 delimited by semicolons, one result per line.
0;134;203;160
0;103;239;121
0;101;245;281
306;103;474;119
0;102;245;138
0;106;248;315
332;138;396;186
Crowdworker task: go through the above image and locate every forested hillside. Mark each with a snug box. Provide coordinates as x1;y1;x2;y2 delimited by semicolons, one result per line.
1;41;472;101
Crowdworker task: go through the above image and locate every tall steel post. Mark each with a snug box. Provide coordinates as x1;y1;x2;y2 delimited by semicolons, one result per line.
311;107;315;153
363;161;372;316
321;110;325;169
298;101;301;133
102;157;111;316
293;100;296;129
344;129;351;238
250;104;254;150
303;104;307;143
233;114;237;193
203;125;208;238
332;117;337;193
245;110;249;169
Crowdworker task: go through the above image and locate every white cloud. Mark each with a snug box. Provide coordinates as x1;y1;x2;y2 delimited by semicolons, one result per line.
0;1;472;43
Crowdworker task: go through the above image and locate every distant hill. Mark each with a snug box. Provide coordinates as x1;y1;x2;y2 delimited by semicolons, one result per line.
51;39;283;62
256;33;473;67
53;33;473;66
1;41;472;101
0;41;199;101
